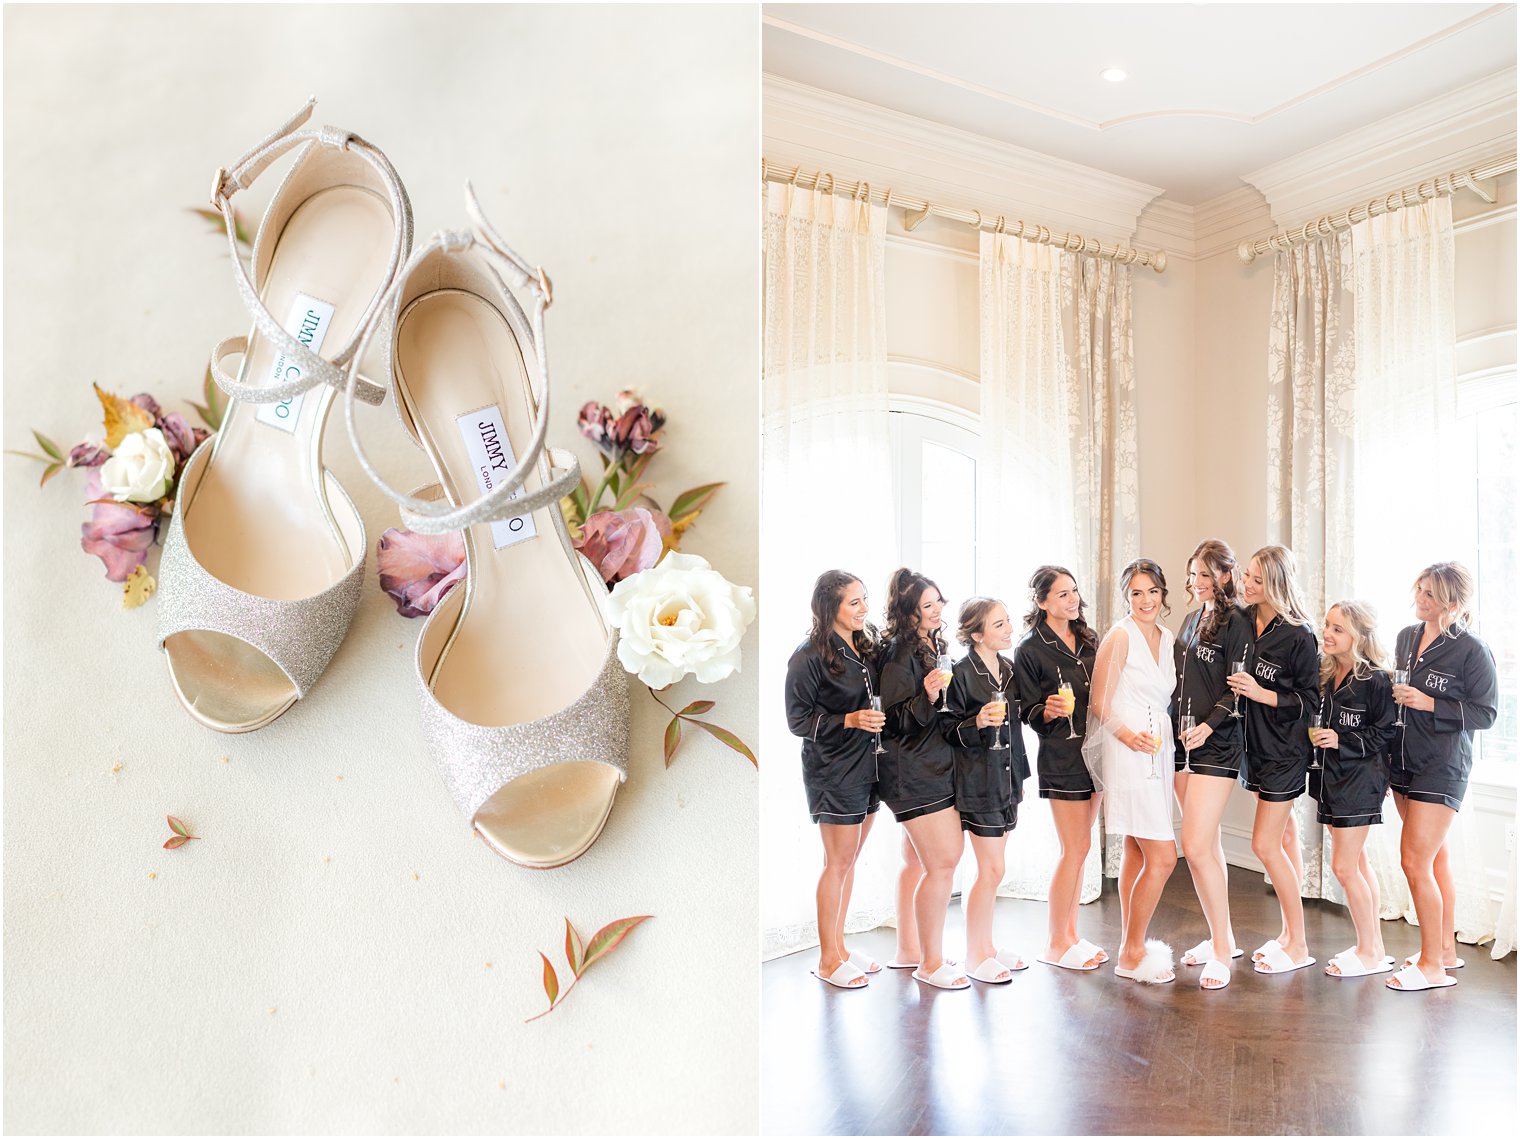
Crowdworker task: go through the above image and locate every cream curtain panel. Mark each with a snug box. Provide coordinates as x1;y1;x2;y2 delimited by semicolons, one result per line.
760;182;899;958
1266;198;1508;957
977;232;1140;899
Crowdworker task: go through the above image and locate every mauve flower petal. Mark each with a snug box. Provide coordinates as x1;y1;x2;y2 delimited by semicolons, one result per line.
81;501;156;582
376;526;466;618
129;393;162;419
68;442;109;468
403;561;467;619
157;413;199;464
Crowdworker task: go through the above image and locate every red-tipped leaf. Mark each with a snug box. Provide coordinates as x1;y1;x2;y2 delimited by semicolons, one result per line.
669;482;725;521
582;915;653;971
163;835;190;850
564;919;585;977
678;700;716;717
663;715;683;768
689;719;758;768
167;815;190;837
540;952;559;1006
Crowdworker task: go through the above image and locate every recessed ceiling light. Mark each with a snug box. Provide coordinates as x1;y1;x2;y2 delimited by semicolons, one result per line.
1100;68;1127;82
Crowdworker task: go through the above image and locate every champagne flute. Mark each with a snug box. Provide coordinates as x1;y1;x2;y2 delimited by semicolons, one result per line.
1179;699;1196;769
1229;650;1249;718
870;694;886;756
989;693;1009;751
1393;655;1411;728
936;654;955;711
1308;697;1326;772
1057;668;1078;740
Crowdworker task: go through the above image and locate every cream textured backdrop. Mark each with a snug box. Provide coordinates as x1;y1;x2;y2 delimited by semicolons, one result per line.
2;5;759;1134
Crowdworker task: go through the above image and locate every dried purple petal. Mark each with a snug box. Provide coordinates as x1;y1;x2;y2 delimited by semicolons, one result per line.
574;507;671;585
68;441;109;468
128;393;162;419
377;527;467;618
577;401;615;452
81;500;158;582
156;412;200;466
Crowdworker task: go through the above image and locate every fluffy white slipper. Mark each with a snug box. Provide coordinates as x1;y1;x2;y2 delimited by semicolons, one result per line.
1325;951;1393;979
1251;938;1283;962
1114;939;1175;984
811;960;869;988
913;963;970;990
1038;942;1102;971
995;950;1029;972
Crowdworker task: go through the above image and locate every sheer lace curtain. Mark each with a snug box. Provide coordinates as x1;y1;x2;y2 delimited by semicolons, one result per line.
975;231;1147;902
760;182;900;958
1267;198;1507;955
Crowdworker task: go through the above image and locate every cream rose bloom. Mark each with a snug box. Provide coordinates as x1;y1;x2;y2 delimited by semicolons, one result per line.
99;428;174;503
604;551;756;688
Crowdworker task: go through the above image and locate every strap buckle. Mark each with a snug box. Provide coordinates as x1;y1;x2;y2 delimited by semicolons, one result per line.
536;267;553;309
209;166;233;209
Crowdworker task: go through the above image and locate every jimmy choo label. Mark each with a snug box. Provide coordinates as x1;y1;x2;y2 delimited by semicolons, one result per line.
256;293;336;433
455;406;537;550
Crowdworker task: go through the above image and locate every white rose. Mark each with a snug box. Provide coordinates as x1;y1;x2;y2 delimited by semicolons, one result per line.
604;551;756;689
99;428;174;503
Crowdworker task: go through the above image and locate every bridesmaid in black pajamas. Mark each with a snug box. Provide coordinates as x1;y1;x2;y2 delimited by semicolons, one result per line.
1173;538;1253;989
1226;545;1319;975
1386;562;1498;993
1308;599;1397;979
878;567;968;991
1012;565;1106;972
946;596;1031;983
784;570;887;989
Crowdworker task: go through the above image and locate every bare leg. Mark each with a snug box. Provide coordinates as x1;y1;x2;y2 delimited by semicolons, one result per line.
1115;836;1179;974
965;832;1011;977
1118;834;1141;949
1179;774;1238;982
894;830;923;964
1431;839;1459;965
836;812;876;959
816;822;868;984
1045;797;1100;967
902;809;967;978
1251;798;1309;966
1325;826;1385;973
1391;800;1459;987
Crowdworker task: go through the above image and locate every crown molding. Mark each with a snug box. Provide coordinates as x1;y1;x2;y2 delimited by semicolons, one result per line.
1133;199;1197;262
763;76;1164;241
1244;69;1517;230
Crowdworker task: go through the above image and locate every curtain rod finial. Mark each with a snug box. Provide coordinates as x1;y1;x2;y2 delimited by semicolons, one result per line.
1237;240;1258;265
1151;249;1168;273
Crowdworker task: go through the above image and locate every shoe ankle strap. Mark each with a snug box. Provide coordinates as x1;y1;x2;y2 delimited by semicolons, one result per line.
209;97;412;408
344;183;574;535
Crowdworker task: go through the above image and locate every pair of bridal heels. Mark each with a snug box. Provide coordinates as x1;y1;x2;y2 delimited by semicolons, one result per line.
155;100;626;868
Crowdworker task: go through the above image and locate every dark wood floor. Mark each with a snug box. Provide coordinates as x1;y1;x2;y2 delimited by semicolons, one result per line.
762;864;1517;1136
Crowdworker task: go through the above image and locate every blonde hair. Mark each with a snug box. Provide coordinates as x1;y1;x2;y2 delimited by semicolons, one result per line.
1414;562;1477;633
956;596;1005;649
1248;545;1312;627
1320;600;1388;688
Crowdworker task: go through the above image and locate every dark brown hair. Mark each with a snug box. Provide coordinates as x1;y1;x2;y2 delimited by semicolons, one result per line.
1185;538;1239;642
807;570;879;677
956;596;1006;649
1023;565;1097;650
883;567;946;671
1120;557;1171;618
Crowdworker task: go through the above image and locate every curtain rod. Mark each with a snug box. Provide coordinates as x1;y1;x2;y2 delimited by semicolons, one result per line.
1237;152;1516;263
762;159;1169;274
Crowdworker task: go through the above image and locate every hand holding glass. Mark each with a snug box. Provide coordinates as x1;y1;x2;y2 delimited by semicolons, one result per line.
989;696;1009;751
1393;669;1410;727
870;694;886;755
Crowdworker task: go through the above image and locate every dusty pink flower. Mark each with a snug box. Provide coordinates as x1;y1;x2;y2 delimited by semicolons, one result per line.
577;400;616;451
611;404;662;456
129;393;163;419
81;500;158;582
376;527;467;618
68;440;109;468
575;507;671;585
578;394;666;458
156;412;206;466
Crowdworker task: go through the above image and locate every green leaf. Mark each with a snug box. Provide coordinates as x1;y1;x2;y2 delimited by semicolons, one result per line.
564;919;585;977
678;700;716;717
540;952;559;1006
4;450;47;462
195;366;225;432
625;451;654;484
581;915;653;971
668;482;725;521
688;719;758;769
39;462;64;488
163;835;190;850
167;815;190;838
232;208;252;250
32;431;62;462
663;715;683;768
611;482;654;512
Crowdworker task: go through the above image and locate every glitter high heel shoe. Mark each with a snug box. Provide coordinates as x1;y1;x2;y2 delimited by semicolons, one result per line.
157;99;412;732
346;185;628;867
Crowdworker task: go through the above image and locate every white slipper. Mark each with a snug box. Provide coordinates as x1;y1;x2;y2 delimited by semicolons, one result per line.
848;950;883;974
968;957;1013;984
1182;939;1244;966
1251;938;1283;962
1075;937;1109;964
811;960;869;989
994;950;1030;972
1114;939;1175;984
885;958;919;969
1325;951;1394;979
1037;942;1102;971
1199;958;1231;990
913;963;970;990
1386;962;1457;991
1254;945;1316;974
1404;953;1464;970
